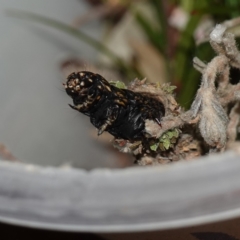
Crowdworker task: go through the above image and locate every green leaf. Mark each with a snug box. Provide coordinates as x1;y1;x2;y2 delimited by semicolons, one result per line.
175;14;203;108
166;131;174;138
150;143;159;151
172;129;180;138
159;134;167;142
109;81;127;89
163;140;171;150
159;143;166;151
162;84;177;94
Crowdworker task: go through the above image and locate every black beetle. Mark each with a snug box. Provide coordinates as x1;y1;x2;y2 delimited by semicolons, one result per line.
64;71;165;140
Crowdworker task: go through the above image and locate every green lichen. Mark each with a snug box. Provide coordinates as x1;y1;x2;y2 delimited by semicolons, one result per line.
109;81;127;89
150;128;180;152
161;83;177;94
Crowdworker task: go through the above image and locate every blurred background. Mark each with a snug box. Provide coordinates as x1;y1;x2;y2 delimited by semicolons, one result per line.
1;1;240;238
1;0;240;169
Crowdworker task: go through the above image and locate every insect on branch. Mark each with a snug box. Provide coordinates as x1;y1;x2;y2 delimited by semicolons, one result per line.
64;21;240;165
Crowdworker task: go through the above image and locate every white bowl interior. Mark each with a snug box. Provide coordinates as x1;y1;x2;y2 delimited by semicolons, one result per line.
0;0;119;169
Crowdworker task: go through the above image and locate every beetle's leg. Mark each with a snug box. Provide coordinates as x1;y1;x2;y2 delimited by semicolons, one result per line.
68;104;82;111
98;107;118;136
98;119;113;135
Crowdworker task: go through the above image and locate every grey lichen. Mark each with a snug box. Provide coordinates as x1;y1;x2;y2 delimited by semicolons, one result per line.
113;20;240;165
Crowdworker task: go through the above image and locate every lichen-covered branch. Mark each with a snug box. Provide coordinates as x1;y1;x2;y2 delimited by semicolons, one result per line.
113;21;240;165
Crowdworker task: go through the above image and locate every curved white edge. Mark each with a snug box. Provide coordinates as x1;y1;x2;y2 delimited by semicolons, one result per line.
0;207;240;233
0;151;239;233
